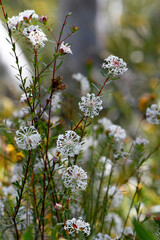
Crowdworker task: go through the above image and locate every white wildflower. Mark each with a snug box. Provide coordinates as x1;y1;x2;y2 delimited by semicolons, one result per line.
133;136;149;146
79;93;103;118
64;217;91;235
72;72;90;95
15;126;41;150
93;233;111;240
102;55;128;75
60;41;73;54
57;130;82;157
19;10;38;21
108;186;123;207
146;104;160;125
7;16;20;30
108;124;126;142
23;25;47;48
62;165;87;192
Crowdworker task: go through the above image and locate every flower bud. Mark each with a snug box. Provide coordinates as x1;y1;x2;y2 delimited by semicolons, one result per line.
71;25;79;33
39;15;48;24
54;203;62;210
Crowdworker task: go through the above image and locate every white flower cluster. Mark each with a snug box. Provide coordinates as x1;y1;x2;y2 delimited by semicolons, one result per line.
64;217;91;236
108;124;126;142
15;126;41;150
79;93;103;118
93;233;111;240
62;165;87;192
102;55;128;76
7;10;38;30
23;25;47;48
57;130;82;157
108;185;123;207
60;41;73;54
72;72;91;95
146;104;160;125
133;136;149;146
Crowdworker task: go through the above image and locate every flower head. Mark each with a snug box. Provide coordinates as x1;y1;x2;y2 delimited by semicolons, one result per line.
57;130;82;157
23;25;47;48
7;16;20;30
39;15;48;24
62;165;87;191
79;93;103;118
19;10;38;21
15;126;41;150
102;55;128;75
146;104;160;125
7;10;38;30
59;41;73;54
64;217;91;235
108;124;126;142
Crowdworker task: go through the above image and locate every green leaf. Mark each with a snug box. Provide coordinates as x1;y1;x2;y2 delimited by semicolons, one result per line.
133;219;158;240
91;83;100;92
23;226;33;240
99;69;109;78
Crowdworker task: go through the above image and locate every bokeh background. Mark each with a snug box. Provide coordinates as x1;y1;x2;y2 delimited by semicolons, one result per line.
1;0;160;121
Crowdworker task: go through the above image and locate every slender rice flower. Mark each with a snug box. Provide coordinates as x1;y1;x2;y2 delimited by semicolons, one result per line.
7;16;20;30
146;104;160;125
79;93;103;118
7;10;38;30
19;10;39;21
59;41;73;54
62;165;87;192
72;72;91;95
15;126;41;150
102;55;128;75
108;124;126;142
64;217;91;236
133;136;149;146
108;186;123;207
57;130;82;157
23;25;47;48
93;233;111;240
